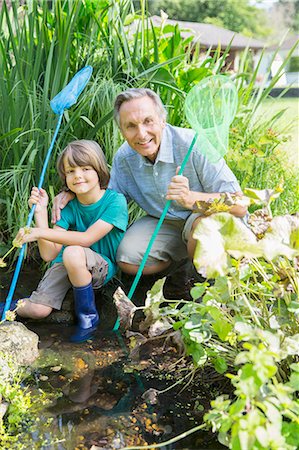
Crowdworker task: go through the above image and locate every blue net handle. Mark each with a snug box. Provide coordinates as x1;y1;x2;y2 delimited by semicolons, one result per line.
1;66;93;321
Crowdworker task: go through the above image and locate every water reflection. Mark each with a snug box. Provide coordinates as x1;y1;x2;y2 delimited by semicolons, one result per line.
24;323;224;450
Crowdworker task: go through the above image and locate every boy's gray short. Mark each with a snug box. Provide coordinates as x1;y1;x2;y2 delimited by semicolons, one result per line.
28;248;108;310
116;213;201;266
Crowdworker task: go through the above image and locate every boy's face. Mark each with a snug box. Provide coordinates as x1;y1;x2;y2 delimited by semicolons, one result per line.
118;96;166;163
64;157;101;201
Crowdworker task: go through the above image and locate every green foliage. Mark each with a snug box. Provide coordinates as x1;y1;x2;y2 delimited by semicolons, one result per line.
0;0;230;252
0;354;32;447
148;0;270;37
205;355;299;450
288;56;299;72
139;187;298;449
228;43;299;216
191;197;299;448
0;0;297;257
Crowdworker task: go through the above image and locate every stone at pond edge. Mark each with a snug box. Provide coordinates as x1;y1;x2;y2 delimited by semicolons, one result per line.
0;321;39;366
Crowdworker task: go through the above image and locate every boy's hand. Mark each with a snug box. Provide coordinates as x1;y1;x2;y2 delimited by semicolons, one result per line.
29;187;48;212
14;227;39;246
51;191;74;223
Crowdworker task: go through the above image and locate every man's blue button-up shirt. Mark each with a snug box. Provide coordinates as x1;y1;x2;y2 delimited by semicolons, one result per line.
108;124;241;220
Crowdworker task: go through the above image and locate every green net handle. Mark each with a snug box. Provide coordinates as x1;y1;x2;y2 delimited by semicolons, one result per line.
113;132;198;331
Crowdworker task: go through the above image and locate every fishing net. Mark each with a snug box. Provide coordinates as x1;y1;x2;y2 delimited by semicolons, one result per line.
185;75;238;163
50;66;93;114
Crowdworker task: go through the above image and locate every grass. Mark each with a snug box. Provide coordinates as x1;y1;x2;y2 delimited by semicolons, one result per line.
259;97;299;167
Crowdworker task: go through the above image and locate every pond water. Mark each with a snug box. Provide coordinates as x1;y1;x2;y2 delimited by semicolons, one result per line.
1;266;226;449
21;322;225;450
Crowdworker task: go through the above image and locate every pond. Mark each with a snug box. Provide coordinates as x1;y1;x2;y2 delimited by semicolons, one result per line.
1;265;226;450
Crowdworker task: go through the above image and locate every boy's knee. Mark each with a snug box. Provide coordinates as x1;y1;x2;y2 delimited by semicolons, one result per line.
63;246;85;264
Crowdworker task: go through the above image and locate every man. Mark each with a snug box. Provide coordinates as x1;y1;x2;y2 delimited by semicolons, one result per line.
53;88;247;299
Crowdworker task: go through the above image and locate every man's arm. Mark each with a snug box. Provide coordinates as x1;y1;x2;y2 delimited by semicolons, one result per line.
51;191;75;224
166;171;247;218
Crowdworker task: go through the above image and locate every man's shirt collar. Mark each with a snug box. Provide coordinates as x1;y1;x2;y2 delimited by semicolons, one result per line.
136;125;174;167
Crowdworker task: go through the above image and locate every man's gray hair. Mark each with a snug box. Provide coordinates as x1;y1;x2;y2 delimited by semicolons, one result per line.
113;88;167;127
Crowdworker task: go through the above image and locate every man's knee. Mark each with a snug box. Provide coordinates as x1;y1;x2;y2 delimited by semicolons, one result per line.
118;260;171;275
116;237;139;264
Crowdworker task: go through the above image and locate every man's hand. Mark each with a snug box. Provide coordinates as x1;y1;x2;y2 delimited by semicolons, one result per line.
166;167;194;209
51;191;74;224
28;187;48;213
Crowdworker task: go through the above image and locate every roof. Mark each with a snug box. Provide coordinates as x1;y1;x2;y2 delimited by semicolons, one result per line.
149;15;266;50
268;34;299;51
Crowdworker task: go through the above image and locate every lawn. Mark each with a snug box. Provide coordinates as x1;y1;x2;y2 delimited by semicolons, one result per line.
260;97;299;167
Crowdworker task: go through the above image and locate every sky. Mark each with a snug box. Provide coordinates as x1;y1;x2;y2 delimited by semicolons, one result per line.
251;0;278;8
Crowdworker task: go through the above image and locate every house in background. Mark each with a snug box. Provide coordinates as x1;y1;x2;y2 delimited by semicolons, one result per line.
267;34;299;86
149;15;266;74
147;16;298;89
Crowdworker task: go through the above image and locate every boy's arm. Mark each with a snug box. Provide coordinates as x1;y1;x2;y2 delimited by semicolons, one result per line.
28;187;63;261
36;225;65;262
15;219;114;250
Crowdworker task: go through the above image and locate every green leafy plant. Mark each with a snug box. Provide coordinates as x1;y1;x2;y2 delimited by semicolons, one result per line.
0;354;33;447
120;186;298;449
204;345;299;450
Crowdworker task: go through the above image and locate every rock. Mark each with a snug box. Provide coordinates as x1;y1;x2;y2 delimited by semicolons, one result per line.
0;401;8;420
0;322;39;366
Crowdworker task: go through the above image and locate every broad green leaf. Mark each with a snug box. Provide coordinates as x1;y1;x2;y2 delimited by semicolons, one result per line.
229;397;246;416
258;215;299;260
193;213;259;278
281;334;299;357
190;284;206;300
214;356;228;374
243;187;282;205
290;363;299;373
288;372;299;391
213;320;232;341
255;426;269;447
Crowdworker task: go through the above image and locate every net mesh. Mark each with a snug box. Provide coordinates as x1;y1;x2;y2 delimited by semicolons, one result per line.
185;75;238;163
50;66;93;115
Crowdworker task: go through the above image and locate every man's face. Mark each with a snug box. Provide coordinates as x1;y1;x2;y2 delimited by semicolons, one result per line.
118;96;166;162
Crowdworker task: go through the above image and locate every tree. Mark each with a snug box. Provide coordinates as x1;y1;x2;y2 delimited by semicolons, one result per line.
147;0;270;37
276;0;299;33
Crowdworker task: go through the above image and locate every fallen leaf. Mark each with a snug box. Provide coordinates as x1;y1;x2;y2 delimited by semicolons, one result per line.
50;365;62;372
113;287;137;330
39;375;49;381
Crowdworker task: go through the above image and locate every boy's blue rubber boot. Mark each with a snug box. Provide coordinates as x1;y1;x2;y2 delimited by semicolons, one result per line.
70;282;99;343
0;299;19;319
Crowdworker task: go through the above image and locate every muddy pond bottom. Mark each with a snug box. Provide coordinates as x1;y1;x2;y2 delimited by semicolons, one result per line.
18;321;225;450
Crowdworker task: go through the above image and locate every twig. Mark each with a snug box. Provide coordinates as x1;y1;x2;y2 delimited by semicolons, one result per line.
120;423;207;449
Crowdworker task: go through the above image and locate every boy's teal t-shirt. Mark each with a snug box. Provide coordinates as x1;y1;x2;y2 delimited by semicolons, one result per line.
52;189;128;282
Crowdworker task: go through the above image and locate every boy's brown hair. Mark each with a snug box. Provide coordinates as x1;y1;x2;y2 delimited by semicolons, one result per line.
57;140;110;189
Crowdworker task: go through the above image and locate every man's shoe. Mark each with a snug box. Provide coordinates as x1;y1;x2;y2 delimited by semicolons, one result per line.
163;260;206;301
